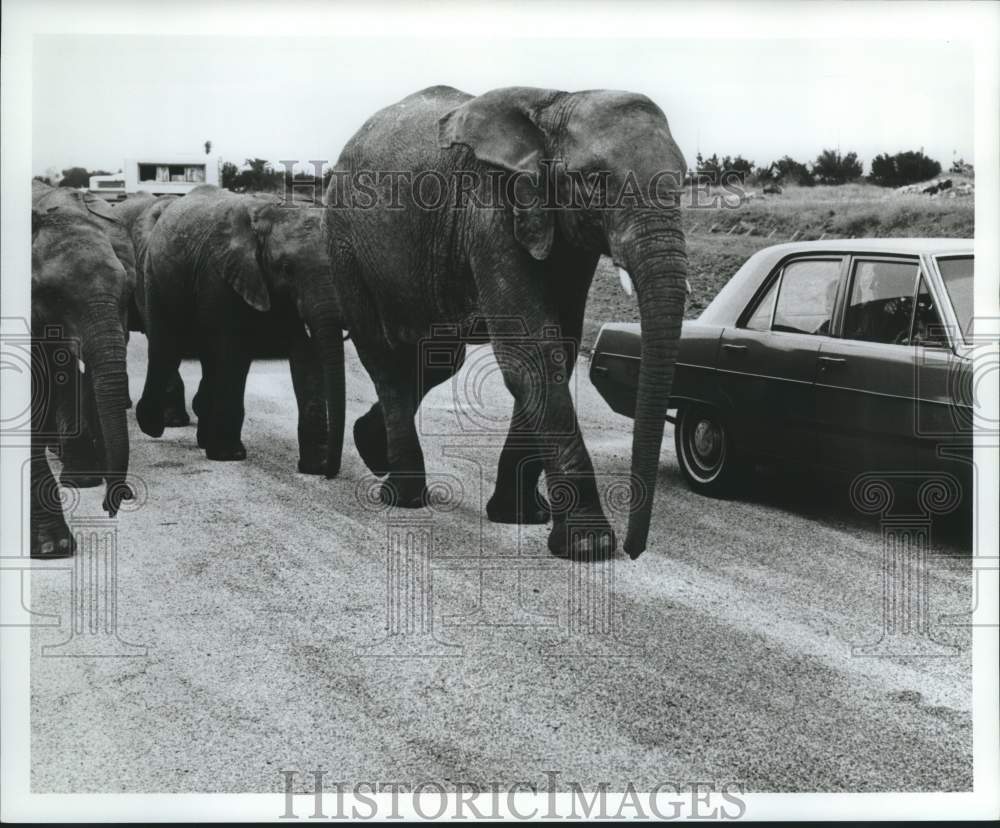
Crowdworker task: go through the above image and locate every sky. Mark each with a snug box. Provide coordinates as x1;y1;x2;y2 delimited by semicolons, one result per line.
32;34;974;177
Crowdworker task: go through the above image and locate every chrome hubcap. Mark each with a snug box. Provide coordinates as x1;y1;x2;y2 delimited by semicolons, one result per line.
689;418;723;473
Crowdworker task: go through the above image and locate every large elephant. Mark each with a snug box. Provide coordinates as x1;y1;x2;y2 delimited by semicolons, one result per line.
135;184;345;476
326;86;688;560
30;181;135;557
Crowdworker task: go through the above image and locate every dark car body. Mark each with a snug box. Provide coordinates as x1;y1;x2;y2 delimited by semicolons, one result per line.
590;239;975;497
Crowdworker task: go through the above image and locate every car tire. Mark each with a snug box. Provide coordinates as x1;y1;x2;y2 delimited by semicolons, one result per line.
674;404;742;497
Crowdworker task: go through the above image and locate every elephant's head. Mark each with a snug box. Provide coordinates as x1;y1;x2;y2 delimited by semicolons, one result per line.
439;87;688;558
31;187;135;515
217;196;346;476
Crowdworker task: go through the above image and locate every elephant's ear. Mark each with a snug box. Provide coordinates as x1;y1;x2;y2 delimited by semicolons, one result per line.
219;201;271;312
82;192;120;224
438;88;562;261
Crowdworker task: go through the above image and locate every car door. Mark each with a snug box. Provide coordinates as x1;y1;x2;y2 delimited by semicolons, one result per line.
911;260;974;489
815;255;922;473
718;255;845;463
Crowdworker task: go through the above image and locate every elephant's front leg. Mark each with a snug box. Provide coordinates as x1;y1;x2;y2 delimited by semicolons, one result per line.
288;328;329;475
489;261;593;526
31;440;74;559
356;344;427;508
57;367;103;489
201;333;252;461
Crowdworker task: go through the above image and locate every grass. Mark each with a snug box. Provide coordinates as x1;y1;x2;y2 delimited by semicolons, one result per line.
581;180;975;350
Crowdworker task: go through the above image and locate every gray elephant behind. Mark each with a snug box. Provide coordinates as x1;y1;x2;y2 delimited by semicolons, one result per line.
30;181;136;557
136;184;346;476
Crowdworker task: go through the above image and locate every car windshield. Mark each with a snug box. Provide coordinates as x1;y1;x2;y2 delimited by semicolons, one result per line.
936;256;974;341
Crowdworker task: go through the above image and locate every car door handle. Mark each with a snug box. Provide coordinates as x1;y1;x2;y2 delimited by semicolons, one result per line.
722;344;748;353
818;356;847;367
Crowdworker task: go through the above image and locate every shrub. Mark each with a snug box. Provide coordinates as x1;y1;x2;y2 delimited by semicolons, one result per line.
812;149;863;185
695;152;755;185
869;150;941;187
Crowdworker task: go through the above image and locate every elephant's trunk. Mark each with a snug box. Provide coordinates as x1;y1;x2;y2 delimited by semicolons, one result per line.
611;208;687;559
81;301;134;516
310;301;346;478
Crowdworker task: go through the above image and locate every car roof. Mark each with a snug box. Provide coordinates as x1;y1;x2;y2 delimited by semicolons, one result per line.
758;238;973;256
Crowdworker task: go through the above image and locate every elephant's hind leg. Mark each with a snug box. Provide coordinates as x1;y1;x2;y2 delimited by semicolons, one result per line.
162;370;190;427
354;403;389;477
355;343;428;508
485;407;551;525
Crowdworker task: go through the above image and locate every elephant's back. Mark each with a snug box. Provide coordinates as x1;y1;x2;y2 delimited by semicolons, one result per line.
336;85;472;170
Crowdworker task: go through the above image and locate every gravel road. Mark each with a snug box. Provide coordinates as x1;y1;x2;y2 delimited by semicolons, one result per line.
29;335;973;793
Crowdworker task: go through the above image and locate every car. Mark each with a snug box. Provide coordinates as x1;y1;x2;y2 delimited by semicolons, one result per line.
589;239;975;501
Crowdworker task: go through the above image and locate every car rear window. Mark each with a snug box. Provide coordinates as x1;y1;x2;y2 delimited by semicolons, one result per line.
936;256;974;341
771;259;841;335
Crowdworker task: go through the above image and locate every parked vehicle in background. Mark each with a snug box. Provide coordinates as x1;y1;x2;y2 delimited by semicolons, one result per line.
89;155;219;200
590;239;975;503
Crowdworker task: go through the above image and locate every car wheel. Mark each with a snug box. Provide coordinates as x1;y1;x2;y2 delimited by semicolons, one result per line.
674;404;741;497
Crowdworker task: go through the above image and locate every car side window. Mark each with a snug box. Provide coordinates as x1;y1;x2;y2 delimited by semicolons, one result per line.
771;259;841;335
843;259;919;345
911;275;949;348
744;278;779;331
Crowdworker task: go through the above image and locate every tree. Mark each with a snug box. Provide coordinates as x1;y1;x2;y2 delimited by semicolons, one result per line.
695;152;721;184
694;152;755;185
770;156;814;186
722;154;754;183
58;166;110;189
220;161;240;190
869;150;941;187
812;149;863;185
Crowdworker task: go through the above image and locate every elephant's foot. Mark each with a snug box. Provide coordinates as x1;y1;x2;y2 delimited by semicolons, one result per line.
205;441;247;462
297;449;329;476
163;407;191;428
32;515;75;559
135;396;165;438
60;470;104;489
547;513;617;561
486;488;551;525
379;473;428;508
354;410;389;477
